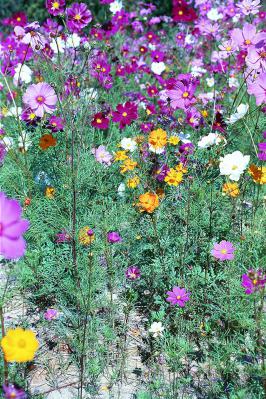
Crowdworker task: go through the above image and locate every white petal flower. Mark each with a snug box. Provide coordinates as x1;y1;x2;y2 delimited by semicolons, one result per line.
207;8;223;21
110;0;123;14
151;62;166;75
120;138;137;152
219;151;250;181
228;104;249;124
118;182;125;197
148;322;164;338
198;133;223;148
50;37;66;54
66;33;81;48
13;64;32;86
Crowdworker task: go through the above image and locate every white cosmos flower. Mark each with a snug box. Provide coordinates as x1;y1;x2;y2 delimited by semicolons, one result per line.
149;322;164;338
118;182;125;197
207;8;223;21
198;133;223;148
228;104;249;124
6;107;22;117
149;144;165;154
219;151;250;181
50;37;66;54
110;0;123;14
151;62;166;75
66;33;81;48
229;77;239;88
13;63;32;85
1;136;14;149
206;77;215;87
120;138;137;152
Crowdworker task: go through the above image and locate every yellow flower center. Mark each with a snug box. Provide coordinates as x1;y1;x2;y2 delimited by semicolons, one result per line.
74;14;81;20
220;249;227;254
176;295;181;299
178;10;183;15
130;273;136;279
122;112;128;117
96;118;102;124
253;279;257;285
183;91;189;98
226;46;232;51
18;339;26;348
245;39;251;45
52;1;60;9
231;165;238;170
17;17;21;21
29;113;36;120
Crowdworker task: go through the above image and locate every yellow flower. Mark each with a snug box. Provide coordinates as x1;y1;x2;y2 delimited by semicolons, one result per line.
1;328;39;363
120;159;137;174
137;192;159;213
127;176;140;188
114;150;129;161
201;110;208;118
168;136;180;145
45;186;55;198
222;182;240;197
78;226;95;245
249;164;266;184
148;128;167;149
175;163;187;173
164;169;183;186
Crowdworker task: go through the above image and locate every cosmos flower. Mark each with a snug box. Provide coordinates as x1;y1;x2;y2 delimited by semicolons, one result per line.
48;116;64;132
91;145;112;166
125;266;141;280
227;104;249;124
219;151;250;181
164;169;183;186
0;192;30;260
112;102;138;129
236;0;261;15
44;308;58;321
137;192;159;213
14;22;45;50
1;328;39;362
13;63;32;86
247;73;266;106
166;287;190;307
241;270;265;294
91;113;109;130
148;322;164;337
120;138;137;152
46;0;65;16
23;83;57;117
66;2;92;32
2;384;27;399
211;240;236;261
107;231;122;243
222;183;240;198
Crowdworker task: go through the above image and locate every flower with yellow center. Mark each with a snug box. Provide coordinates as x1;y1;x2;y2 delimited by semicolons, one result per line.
45;186;55;199
249;164;266;185
148;128;167;149
168;136;180;145
164;169;183;186
78;226;95;246
52;1;60;9
1;328;39;363
114;150;129;161
120;159;137;174
222;182;240;198
137;192;159;213
127;176;140;188
175;163;187;173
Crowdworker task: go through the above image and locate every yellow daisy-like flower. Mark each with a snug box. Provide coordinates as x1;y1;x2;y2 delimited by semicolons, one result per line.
168;136;180;145
248;164;266;185
120;159;137;174
175;163;187;173
201;110;208;118
137;192;159;213
45;186;55;199
127;176;140;188
222;182;240;197
78;226;95;246
114;150;129;161
164;169;183;186
148;128;167;149
1;328;39;363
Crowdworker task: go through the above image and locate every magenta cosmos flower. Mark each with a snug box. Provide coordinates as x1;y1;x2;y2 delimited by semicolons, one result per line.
23;83;57;117
112;102;138;129
3;384;27;399
241;270;265;294
44;308;58;321
91;145;112;166
211;240;236;261
247;73;266;106
46;0;65;16
126;266;141;280
166;286;190;307
91;112;110;130
107;231;122;243
66;2;92;32
0;192;30;260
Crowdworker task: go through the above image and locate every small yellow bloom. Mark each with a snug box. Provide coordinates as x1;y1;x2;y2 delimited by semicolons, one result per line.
168;136;180;145
45;186;55;199
148;128;167;149
120;159;137;174
165;169;183;186
1;328;39;363
127;176;140;188
222;182;240;197
114;151;129;161
201;110;208;118
249;164;266;184
78;226;95;246
175;163;187;173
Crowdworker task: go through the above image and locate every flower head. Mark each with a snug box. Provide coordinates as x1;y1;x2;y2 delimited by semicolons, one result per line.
166;287;190;307
211;240;236;261
78;226;95;245
46;0;65;16
23;83;57;117
148;129;167;151
249;164;266;184
112;102;138;129
126;266;141;280
1;328;39;362
3;384;27;399
44;308;58;321
0;192;30;260
222;182;240;198
92;145;112;166
242;270;265;294
107;231;122;243
66;2;92;32
137;192;159;213
219;151;250;181
164;169;183;186
148;322;164;337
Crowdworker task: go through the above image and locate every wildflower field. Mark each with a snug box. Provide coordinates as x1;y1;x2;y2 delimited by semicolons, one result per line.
0;0;266;398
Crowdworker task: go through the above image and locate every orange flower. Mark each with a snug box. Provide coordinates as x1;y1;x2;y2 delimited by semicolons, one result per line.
148;128;167;149
222;182;240;197
120;159;137;174
248;164;266;184
39;134;57;150
137;192;159;213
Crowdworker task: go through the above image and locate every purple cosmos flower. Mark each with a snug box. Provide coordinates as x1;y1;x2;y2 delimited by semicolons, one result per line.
46;0;65;16
211;240;236;261
112;102;138;129
231;23;265;49
23;83;57;118
241;270;266;294
166;287;190;307
55;229;71;243
246;43;266;71
91;145;112;166
236;0;261;16
14;22;45;50
247;73;266;106
3;384;27;399
126;266;141;280
0;192;30;260
155;165;170;182
48;116;64;132
107;231;122;243
66;2;92;32
44;308;58;321
0;142;7;164
160;80;197;110
258;142;266;161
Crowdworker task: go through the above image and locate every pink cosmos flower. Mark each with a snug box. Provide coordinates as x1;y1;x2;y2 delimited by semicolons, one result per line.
44;308;58;321
23;82;57;117
166;287;190;307
14;22;45;50
241;270;265;294
247;72;266;106
160;80;196;110
91;145;112;166
46;0;65;16
107;231;122;243
48;116;64;132
0;192;30;260
3;384;27;399
126;266;141;280
211;240;236;261
236;0;261;15
231;23;266;49
246;44;266;71
66;2;92;32
91;113;110;130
